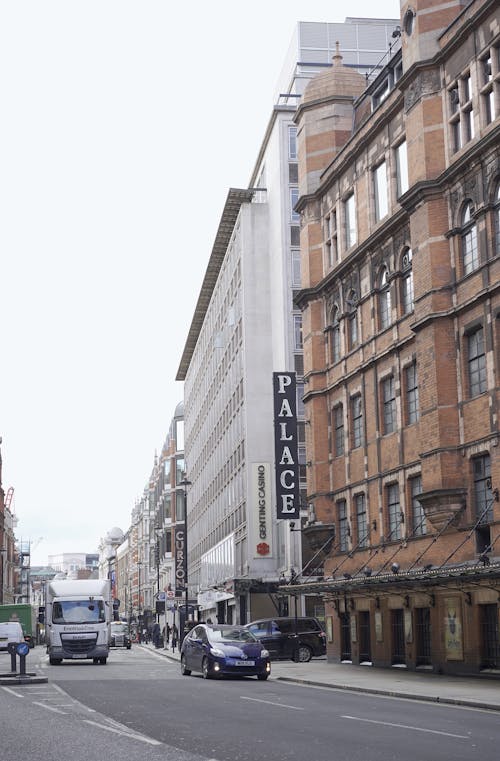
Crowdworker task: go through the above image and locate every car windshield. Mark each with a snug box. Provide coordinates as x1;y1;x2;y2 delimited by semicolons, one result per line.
208;627;257;643
52;599;106;624
111;623;128;634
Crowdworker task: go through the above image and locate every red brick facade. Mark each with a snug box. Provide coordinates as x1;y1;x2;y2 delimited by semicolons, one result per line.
294;0;500;674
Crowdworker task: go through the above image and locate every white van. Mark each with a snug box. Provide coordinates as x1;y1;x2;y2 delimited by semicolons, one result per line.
0;621;24;651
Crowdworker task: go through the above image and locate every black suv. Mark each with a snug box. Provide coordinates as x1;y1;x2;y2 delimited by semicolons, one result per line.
245;617;326;662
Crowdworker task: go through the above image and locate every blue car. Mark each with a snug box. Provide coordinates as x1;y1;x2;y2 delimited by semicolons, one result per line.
180;623;271;680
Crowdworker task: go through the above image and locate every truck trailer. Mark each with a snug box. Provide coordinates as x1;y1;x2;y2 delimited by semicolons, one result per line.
0;604;37;648
45;578;111;665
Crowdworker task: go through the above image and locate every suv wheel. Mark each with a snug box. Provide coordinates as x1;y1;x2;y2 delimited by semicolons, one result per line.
294;644;312;663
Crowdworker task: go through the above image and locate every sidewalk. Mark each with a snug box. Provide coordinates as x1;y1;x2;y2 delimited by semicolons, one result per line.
140;643;500;712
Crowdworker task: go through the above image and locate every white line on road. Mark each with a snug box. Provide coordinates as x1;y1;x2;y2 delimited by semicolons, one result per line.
341;715;468;739
1;686;24;698
32;701;67;714
82;719;162;746
240;696;304;710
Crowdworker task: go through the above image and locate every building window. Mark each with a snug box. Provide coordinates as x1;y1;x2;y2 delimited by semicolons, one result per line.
333;404;344;457
480;49;498;126
355;494;368;549
338;500;349;552
467;326;487;396
330;307;341;363
382;375;396;434
405;361;419;424
461;202;479;275
348;312;358;350
290;226;300;246
293;314;303;351
494;182;500;255
345;193;357;249
396;140;409;197
291;248;301;288
386;483;402;541
378;267;392;329
347;291;358;350
374;160;388;221
351;395;363;449
410;475;426;536
290;187;300;223
449;73;475;152
400;248;414;314
288;126;297;160
325;209;338;268
473;454;493;523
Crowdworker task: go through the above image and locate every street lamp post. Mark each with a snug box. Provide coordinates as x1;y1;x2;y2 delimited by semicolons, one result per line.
154;528;162;623
179;475;191;638
137;560;143;634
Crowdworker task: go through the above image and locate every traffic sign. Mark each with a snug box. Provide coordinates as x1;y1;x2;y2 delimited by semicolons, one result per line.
16;642;30;657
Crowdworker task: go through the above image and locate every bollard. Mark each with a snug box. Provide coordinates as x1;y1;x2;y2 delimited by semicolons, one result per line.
17;642;30;676
7;642;17;672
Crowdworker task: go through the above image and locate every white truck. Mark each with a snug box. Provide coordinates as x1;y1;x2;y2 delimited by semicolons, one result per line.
45;578;111;665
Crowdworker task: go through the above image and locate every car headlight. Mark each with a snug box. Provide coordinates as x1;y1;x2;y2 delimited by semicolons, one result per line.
261;649;270;658
210;647;225;657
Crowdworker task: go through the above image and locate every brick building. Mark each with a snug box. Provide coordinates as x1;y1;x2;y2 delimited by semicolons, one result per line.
292;0;500;675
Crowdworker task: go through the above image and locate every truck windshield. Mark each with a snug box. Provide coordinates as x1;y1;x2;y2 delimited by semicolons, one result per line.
52;599;105;624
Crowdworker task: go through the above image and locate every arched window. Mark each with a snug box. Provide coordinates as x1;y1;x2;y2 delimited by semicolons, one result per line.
378;267;392;330
461;201;478;274
346;290;358;349
330;306;341;363
400;247;414;314
494;182;500;256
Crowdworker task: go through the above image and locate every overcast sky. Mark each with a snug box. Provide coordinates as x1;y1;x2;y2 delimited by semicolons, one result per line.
0;0;399;566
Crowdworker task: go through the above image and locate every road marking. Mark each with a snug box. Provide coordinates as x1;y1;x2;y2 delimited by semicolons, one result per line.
341;715;468;739
32;701;66;714
1;686;24;698
82;719;162;746
240;696;304;711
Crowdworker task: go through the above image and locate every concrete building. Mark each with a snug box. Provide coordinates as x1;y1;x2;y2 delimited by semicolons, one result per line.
176;17;402;626
292;0;500;674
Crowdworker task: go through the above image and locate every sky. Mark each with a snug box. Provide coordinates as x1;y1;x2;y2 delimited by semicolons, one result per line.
0;0;399;566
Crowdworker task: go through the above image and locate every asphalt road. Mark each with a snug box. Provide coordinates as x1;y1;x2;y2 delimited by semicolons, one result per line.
1;646;499;761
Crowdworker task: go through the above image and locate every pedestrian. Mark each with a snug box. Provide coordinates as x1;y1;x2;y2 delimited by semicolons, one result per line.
152;622;161;648
165;622;171;645
171;624;178;652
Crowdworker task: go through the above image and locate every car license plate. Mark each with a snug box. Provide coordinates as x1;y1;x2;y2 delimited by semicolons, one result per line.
232;659;255;666
72;654;87;659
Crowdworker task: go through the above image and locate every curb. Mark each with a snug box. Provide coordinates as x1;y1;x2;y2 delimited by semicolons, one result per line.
275;676;500;712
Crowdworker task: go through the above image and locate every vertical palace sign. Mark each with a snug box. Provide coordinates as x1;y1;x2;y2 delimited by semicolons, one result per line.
273;372;300;519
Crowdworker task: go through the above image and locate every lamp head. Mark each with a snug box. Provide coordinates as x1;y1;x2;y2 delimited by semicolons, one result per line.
391;562;400;575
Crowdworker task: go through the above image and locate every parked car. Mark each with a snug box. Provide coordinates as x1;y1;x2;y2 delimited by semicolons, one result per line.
109;621;132;649
244;617;326;662
180;623;271;680
0;621;24;651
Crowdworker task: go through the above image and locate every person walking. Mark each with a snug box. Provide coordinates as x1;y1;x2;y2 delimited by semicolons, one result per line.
171;624;178;652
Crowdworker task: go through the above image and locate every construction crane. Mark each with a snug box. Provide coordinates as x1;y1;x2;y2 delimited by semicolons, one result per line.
4;486;14;511
31;537;44;553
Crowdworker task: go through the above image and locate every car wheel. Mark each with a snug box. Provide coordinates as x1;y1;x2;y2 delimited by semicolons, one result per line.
295;645;312;663
100;657;107;665
202;656;212;679
181;655;191;676
93;658;99;664
127;644;131;650
49;657;62;665
257;673;269;680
